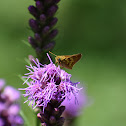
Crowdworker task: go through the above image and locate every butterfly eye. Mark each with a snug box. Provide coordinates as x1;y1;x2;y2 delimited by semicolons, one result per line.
58;58;61;63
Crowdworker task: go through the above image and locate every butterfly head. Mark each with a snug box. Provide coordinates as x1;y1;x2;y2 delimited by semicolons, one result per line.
55;56;62;64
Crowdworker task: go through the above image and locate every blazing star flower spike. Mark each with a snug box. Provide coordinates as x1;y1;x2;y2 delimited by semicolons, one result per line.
19;53;82;112
28;0;61;63
0;79;23;126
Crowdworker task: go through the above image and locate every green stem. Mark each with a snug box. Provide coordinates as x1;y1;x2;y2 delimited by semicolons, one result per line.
36;116;40;126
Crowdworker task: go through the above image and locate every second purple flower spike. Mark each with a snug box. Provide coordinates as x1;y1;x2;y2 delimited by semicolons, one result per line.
0;79;23;126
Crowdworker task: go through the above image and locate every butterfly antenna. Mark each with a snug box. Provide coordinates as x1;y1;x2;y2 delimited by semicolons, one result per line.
49;51;57;57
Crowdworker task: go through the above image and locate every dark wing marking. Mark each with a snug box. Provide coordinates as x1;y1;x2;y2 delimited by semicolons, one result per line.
64;54;82;69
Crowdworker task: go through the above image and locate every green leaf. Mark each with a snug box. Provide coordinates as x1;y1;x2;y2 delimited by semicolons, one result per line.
20;110;31;126
18;74;27;82
21;95;36;114
22;40;31;47
24;57;31;65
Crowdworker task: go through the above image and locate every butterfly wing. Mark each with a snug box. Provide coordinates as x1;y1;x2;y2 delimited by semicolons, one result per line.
62;53;82;69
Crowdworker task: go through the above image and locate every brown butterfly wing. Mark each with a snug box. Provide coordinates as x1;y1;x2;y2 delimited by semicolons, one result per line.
62;53;82;69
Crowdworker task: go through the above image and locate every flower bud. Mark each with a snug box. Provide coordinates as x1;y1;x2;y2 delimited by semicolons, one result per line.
57;117;65;126
59;106;65;116
49;29;58;39
42;41;55;52
49;17;58;27
40;14;46;23
3;86;20;103
28;55;36;65
29;19;39;32
44;0;53;4
41;123;47;126
42;26;50;35
34;33;42;42
28;36;37;48
47;5;58;17
53;0;61;4
36;47;42;55
49;116;56;124
36;1;44;12
28;6;38;17
52;108;59;115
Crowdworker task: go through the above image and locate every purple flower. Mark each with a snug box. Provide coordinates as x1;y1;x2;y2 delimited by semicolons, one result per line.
0;118;4;126
8;104;20;115
3;86;20;102
62;87;87;118
0;102;6;113
8;115;24;125
20;53;81;112
0;79;23;126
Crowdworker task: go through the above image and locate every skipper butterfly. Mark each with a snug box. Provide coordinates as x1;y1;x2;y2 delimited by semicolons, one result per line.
49;51;82;69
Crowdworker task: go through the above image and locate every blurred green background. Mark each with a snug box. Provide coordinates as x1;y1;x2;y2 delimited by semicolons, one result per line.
0;0;126;126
